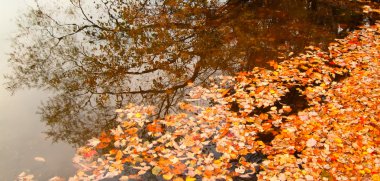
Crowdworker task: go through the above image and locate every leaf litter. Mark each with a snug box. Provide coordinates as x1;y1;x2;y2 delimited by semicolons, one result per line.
64;21;380;181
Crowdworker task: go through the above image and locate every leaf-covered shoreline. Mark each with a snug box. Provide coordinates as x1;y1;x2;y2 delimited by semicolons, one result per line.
63;21;380;181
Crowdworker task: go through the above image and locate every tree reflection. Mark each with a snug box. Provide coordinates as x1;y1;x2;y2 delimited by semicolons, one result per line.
6;0;370;146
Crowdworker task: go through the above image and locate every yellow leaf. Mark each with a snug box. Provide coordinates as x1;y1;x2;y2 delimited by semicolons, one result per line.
246;117;255;123
152;166;162;175
213;160;221;165
186;177;196;181
334;138;342;143
372;174;379;180
220;89;230;96
163;173;174;180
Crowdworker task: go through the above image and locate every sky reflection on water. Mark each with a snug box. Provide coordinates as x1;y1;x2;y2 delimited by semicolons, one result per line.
0;1;75;180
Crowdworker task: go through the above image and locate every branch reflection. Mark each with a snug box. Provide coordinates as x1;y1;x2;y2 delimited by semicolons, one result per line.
6;0;372;146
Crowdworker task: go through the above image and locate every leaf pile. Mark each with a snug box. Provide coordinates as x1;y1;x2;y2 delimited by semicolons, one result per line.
70;23;380;181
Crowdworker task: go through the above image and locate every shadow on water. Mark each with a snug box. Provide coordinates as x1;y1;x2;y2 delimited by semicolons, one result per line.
5;0;379;148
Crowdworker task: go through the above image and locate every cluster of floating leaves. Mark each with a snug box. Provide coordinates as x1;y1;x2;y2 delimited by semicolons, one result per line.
70;22;380;181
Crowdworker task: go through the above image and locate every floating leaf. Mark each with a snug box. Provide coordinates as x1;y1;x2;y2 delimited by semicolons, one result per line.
173;177;184;181
163;173;174;180
185;177;196;181
306;138;317;147
87;138;100;147
34;157;46;162
115;150;123;161
152;166;162;175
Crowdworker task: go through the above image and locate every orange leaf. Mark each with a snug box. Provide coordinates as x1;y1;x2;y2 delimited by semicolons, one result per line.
126;128;138;135
171;163;186;175
283;106;292;113
183;135;195;147
204;169;213;178
259;113;269;120
96;142;110;149
99;132;112;143
109;149;118;155
147;123;163;133
262;123;272;130
116;150;123;161
268;60;278;69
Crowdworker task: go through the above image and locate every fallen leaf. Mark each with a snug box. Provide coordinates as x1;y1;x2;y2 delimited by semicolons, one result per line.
306;138;317;147
87;137;100;147
34;157;46;162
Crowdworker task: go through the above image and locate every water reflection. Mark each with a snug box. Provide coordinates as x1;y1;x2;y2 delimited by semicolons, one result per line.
6;0;375;146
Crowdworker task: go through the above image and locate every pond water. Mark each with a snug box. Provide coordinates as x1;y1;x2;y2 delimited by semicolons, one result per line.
0;1;76;180
1;0;379;180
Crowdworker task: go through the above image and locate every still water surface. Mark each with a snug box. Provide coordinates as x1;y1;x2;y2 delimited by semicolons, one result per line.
1;0;378;180
0;1;75;180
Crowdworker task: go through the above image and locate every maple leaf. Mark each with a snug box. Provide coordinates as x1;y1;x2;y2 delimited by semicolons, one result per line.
87;138;101;147
110;125;123;137
83;150;97;158
306;138;317;147
182;135;195;147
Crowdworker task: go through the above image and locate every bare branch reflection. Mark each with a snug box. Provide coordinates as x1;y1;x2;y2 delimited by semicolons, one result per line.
6;0;371;146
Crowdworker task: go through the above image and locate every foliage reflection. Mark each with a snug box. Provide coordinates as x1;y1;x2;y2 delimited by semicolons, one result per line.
6;0;373;145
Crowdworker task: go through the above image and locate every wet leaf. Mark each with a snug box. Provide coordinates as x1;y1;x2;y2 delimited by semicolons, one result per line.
34;157;46;162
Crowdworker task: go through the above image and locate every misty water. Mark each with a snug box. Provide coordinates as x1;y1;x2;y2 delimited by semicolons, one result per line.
1;0;378;180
